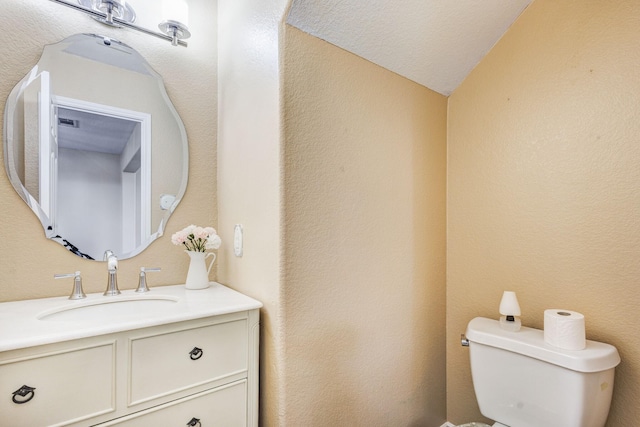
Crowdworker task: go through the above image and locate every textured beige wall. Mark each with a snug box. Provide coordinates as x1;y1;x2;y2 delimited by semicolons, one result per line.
447;0;640;425
283;26;447;426
0;0;217;301
216;0;289;425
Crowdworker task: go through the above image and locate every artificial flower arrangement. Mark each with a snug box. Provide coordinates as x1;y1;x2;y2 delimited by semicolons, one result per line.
171;225;222;252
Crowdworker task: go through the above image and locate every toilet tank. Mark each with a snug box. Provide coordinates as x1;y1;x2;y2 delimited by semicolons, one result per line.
466;317;620;427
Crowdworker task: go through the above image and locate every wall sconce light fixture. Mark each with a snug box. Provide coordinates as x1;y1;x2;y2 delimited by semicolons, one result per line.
49;0;191;47
158;0;191;46
77;0;136;26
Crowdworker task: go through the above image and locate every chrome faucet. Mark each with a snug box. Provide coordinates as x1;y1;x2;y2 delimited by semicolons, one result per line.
103;250;121;296
54;271;86;300
135;267;161;293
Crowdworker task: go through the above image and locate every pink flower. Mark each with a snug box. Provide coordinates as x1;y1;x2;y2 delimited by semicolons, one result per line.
171;229;188;245
193;227;207;240
171;225;222;252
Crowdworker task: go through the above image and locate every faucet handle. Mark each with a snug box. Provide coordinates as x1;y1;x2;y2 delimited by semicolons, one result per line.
54;271;86;300
104;250;118;271
135;267;161;293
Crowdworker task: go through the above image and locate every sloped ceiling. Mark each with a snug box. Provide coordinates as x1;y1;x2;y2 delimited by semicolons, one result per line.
286;0;533;96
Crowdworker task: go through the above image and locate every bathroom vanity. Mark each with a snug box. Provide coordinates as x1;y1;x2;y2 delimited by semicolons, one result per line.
0;283;261;427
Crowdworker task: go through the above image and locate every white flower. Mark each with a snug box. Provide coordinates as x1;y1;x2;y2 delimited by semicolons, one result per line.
205;234;222;250
171;225;221;252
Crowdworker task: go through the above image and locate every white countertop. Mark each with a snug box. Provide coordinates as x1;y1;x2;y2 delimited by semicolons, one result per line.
0;282;263;352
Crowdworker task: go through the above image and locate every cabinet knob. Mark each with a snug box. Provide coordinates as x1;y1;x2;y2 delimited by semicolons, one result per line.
187;417;201;426
12;385;36;404
189;347;203;360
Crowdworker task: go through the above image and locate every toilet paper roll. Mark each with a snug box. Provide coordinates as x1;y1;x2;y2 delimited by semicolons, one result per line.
544;309;586;350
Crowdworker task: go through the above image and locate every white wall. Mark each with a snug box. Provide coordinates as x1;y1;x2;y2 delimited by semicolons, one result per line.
57;148;122;259
216;0;290;425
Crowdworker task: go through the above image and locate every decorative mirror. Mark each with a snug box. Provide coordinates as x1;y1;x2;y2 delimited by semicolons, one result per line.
3;33;188;260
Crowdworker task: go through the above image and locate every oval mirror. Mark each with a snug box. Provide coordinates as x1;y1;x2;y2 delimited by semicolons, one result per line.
3;33;188;260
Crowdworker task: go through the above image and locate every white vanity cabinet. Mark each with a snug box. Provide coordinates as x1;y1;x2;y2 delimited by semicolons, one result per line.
0;283;261;427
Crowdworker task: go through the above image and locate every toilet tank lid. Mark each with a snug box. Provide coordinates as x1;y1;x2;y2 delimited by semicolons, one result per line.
465;317;621;373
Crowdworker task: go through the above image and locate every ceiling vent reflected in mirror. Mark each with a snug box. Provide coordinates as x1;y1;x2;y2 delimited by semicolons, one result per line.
58;117;79;128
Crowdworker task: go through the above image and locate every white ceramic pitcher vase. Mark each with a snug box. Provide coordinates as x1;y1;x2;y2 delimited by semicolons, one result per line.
184;250;216;290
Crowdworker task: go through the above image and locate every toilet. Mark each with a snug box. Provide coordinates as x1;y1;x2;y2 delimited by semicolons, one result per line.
461;317;621;427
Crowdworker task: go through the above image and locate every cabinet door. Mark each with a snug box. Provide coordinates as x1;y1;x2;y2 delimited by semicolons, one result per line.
0;343;115;427
129;319;248;405
100;380;247;427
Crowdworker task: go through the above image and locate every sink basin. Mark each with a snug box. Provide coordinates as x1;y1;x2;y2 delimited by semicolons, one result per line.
37;295;179;322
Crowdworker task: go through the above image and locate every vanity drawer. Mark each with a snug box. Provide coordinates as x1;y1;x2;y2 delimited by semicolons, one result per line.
100;380;247;426
129;318;248;405
0;342;115;427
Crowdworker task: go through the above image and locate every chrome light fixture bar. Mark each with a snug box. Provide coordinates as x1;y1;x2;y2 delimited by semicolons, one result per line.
49;0;190;47
77;0;136;27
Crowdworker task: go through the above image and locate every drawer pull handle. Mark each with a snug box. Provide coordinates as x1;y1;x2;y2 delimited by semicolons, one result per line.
187;417;201;426
189;347;203;360
12;385;36;404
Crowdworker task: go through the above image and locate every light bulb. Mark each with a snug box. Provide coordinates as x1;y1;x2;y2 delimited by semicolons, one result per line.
162;0;189;27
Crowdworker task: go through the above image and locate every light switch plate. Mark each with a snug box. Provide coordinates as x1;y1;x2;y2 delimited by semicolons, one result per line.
234;224;243;257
